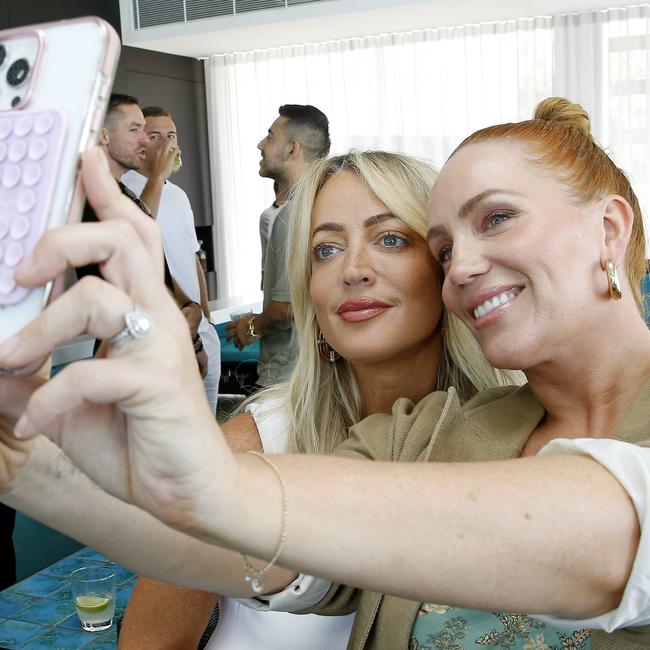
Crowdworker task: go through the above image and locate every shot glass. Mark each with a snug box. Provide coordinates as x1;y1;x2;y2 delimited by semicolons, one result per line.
70;565;117;632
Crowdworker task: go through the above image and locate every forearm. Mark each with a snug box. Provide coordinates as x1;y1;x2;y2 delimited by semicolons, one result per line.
201;452;638;619
172;278;202;333
1;436;295;597
139;175;165;219
119;577;217;649
196;258;210;319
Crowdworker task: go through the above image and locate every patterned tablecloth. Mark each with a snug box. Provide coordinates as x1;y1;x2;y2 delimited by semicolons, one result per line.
0;547;135;649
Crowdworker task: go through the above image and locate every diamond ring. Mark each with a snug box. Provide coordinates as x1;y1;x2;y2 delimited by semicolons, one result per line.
108;306;154;347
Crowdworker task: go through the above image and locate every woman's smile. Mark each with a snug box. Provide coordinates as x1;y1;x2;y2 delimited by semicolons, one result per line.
466;286;523;329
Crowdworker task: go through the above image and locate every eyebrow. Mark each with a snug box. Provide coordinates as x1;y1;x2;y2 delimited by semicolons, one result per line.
426;189;524;241
312;212;397;237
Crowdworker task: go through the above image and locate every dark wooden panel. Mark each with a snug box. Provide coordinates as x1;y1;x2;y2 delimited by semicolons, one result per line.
5;0;121;33
120;45;205;83
0;1;9;29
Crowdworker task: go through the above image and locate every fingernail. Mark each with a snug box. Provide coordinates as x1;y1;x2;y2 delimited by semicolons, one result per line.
0;335;20;362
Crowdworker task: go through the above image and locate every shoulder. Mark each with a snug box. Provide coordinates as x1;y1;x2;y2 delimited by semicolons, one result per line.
461;383;543;436
270;203;291;237
165;180;191;204
221;413;262;453
245;392;291;454
462;383;536;415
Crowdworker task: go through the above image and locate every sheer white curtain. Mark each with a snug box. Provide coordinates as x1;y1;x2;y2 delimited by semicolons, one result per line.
205;5;650;299
553;5;650;224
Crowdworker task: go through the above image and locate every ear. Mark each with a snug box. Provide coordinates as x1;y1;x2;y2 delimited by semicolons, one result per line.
99;127;110;146
599;195;634;270
286;138;302;162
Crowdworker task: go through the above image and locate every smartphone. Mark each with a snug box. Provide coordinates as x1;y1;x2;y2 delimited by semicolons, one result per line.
0;17;120;370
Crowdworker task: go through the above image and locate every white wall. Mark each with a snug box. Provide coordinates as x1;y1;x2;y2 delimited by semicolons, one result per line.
121;0;631;57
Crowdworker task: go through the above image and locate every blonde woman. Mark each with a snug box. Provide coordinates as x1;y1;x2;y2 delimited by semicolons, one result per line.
119;151;519;649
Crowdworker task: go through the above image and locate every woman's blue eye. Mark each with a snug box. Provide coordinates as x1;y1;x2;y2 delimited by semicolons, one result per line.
380;233;407;248
313;244;339;260
485;212;511;229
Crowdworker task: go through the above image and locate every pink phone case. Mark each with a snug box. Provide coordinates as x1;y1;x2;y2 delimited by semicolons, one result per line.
0;17;120;372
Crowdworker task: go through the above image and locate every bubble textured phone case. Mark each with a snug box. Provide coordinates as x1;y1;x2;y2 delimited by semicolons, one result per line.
0;109;65;305
0;18;120;365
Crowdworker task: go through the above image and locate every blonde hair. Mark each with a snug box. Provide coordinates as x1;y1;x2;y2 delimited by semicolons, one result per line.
456;96;647;315
253;151;522;455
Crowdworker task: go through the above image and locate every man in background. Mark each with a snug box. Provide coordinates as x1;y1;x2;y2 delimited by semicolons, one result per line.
79;95;211;406
122;106;220;414
227;104;330;387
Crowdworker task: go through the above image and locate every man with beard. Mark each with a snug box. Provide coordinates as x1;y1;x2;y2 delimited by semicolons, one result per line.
78;95;208;379
227;104;330;388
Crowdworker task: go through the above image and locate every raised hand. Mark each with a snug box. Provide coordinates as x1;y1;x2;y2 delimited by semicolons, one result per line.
150;142;180;183
0;148;234;530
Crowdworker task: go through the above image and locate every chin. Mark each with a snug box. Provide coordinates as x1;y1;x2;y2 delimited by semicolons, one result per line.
340;346;401;366
480;340;532;374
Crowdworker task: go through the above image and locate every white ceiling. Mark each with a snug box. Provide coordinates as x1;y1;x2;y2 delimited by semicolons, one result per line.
120;0;632;58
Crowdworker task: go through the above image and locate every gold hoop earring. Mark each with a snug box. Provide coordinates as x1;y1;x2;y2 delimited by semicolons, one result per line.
606;259;622;300
317;330;340;363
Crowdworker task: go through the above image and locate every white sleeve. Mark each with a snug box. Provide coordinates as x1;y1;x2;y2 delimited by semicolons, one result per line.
235;398;333;612
532;437;650;631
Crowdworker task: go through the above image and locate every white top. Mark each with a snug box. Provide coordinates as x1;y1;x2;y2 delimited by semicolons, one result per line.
205;398;355;650
534;437;650;631
122;170;202;303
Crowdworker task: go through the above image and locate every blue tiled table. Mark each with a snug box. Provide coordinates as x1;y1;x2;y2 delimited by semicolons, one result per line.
0;547;136;649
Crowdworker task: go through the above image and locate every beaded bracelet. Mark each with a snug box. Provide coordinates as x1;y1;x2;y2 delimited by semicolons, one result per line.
240;451;288;594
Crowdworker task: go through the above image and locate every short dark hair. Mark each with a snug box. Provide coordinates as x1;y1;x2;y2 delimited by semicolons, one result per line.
107;93;139;116
142;106;172;119
278;104;330;161
105;93;140;129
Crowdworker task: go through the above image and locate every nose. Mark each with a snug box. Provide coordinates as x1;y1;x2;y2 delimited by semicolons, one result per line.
341;242;375;287
445;239;490;288
257;139;264;151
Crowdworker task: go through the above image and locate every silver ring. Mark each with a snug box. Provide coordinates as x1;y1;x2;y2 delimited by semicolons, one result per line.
108;306;154;347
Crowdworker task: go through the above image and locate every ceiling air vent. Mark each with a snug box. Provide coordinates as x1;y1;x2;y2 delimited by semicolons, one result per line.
132;0;328;29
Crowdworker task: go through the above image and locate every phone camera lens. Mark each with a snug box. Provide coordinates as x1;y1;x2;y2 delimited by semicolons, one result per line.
11;96;20;107
7;58;29;86
0;45;6;67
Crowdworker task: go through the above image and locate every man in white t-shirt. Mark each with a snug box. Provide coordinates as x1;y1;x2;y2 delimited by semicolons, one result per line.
122;107;220;414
